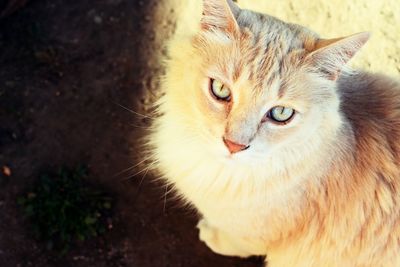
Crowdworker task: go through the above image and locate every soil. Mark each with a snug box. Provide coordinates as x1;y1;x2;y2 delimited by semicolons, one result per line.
0;0;263;266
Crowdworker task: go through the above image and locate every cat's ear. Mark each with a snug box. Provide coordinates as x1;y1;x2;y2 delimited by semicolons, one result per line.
306;32;370;80
201;0;240;34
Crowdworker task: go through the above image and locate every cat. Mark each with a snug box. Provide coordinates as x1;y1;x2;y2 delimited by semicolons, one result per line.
149;0;400;266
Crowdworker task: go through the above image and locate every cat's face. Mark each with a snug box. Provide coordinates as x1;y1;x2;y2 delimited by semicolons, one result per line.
188;30;340;165
158;0;368;175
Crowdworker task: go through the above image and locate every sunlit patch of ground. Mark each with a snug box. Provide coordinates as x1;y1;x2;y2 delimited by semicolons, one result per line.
161;0;400;76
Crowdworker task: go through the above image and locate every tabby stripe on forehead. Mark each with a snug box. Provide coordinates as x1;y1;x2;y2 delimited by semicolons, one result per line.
277;61;288;98
233;59;244;82
247;34;267;81
256;35;275;77
233;29;254;82
256;51;278;89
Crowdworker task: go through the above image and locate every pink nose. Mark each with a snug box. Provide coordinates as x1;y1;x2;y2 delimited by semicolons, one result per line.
223;138;249;154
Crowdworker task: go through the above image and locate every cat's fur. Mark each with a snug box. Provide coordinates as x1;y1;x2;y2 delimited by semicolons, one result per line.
149;0;400;266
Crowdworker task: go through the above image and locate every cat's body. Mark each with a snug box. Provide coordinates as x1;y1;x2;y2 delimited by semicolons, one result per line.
150;1;400;266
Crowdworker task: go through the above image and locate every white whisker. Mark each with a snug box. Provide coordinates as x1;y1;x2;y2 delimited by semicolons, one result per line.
114;102;156;119
163;184;169;214
121;159;159;182
137;161;157;188
130;123;153;130
114;156;154;178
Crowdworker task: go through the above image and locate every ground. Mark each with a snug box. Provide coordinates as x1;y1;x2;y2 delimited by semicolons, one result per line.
0;0;398;267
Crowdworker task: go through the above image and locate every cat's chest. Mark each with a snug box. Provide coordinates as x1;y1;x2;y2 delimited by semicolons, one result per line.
162;150;304;236
175;174;284;236
196;194;270;236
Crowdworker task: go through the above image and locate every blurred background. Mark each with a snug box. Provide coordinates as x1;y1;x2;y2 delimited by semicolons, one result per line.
0;1;398;267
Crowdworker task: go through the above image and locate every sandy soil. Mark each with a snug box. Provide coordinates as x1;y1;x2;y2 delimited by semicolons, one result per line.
167;0;400;76
240;0;400;76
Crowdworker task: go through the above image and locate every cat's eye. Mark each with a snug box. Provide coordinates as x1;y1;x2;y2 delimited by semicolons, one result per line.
210;79;231;101
266;106;295;124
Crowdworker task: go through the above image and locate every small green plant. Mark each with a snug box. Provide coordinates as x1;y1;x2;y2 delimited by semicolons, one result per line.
18;166;113;254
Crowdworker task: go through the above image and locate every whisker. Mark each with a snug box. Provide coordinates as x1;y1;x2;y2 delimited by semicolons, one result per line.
137;161;156;189
163;184;169;214
121;167;148;181
114;156;154;177
130;123;153;130
113;102;156;119
131;161;158;203
121;160;159;182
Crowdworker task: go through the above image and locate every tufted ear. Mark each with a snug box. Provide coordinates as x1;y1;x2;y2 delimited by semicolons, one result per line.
306;32;370;80
201;0;240;34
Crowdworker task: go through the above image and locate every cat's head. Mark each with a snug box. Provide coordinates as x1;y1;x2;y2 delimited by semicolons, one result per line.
156;0;369;178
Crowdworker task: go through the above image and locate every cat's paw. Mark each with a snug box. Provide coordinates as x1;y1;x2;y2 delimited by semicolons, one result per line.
197;219;252;258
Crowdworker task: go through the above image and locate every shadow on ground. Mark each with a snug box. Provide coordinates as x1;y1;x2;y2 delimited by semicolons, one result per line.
0;1;262;266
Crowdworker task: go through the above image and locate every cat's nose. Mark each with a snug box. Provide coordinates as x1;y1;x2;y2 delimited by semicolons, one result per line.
223;137;249;154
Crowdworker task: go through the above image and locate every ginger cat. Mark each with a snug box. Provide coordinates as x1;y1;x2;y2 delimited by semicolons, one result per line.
150;0;400;266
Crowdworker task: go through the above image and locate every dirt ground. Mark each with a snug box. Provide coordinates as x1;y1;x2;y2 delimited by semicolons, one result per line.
238;0;400;76
0;0;263;266
176;0;400;76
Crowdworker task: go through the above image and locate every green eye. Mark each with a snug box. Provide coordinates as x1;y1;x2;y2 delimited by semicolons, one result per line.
210;79;231;101
267;106;295;124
